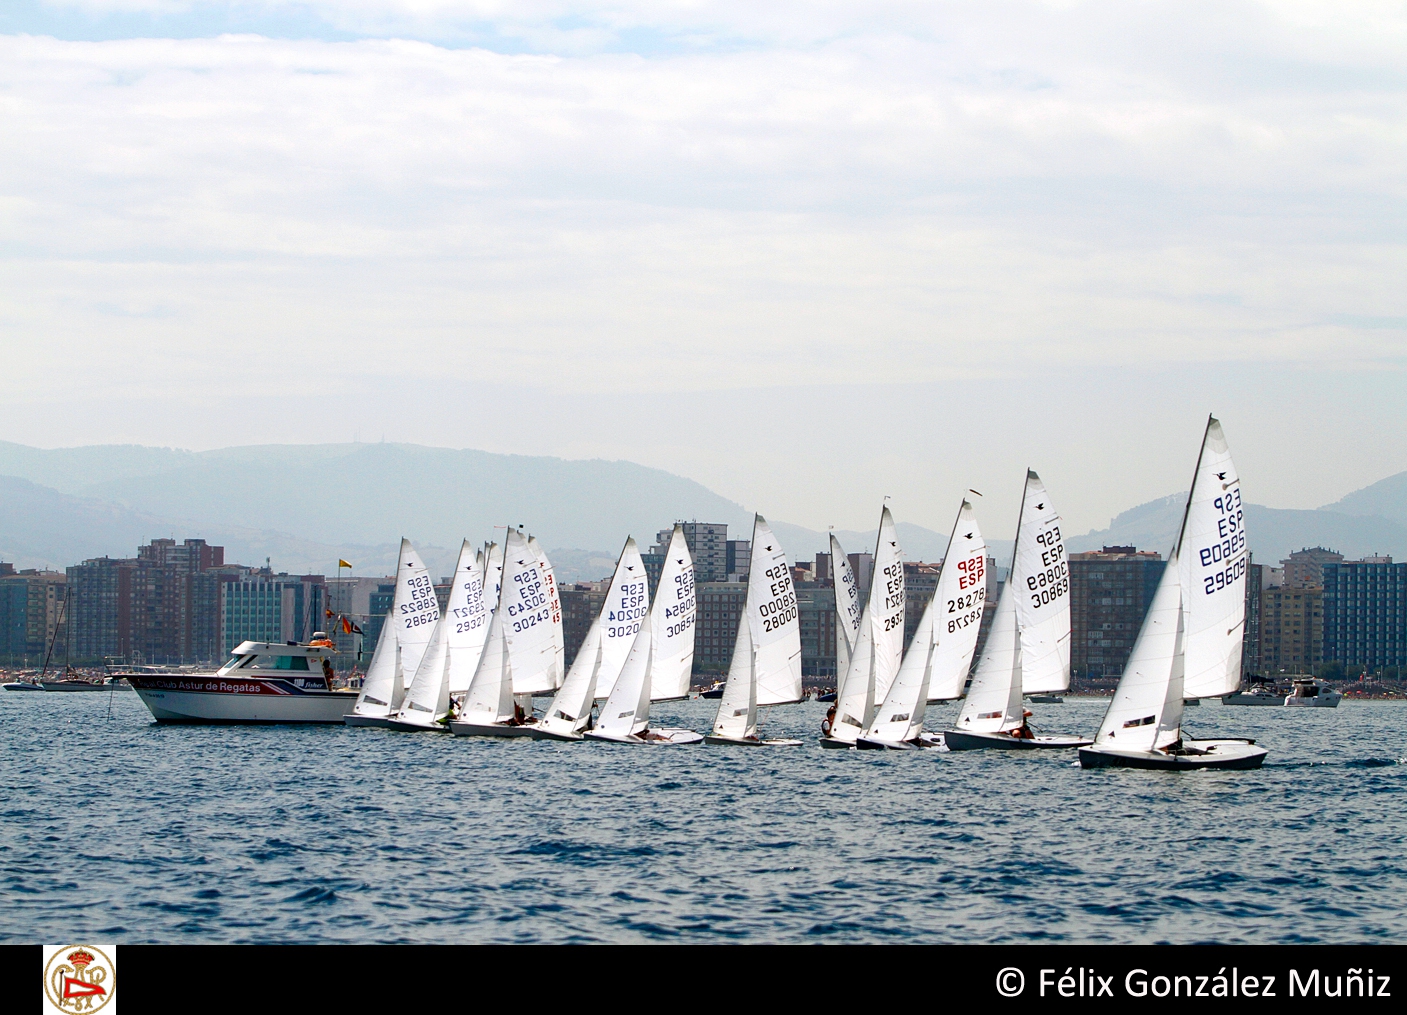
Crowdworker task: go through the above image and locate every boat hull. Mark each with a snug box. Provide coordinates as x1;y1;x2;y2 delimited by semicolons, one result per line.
855;733;945;750
1027;694;1064;704
126;674;357;724
1285;693;1341;708
378;717;448;732
819;735;856;749
448;720;539;738
2;682;44;691
584;727;703;745
1078;740;1268;770
1223;692;1285;706
704;734;803;747
40;681;110;692
529;726;585;741
942;729;1092;750
344;714;395;728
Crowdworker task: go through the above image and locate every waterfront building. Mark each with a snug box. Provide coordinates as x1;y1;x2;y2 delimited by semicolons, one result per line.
220;572;326;655
1068;546;1166;681
1244;560;1265;677
1260;584;1323;677
694;581;747;673
0;568;67;665
848;552;874;595
726;539;751;582
814;552;832;583
1282;547;1344;589
1322;557;1406;674
797;584;837;679
679;523;730;583
903;562;942;652
560;583;607;667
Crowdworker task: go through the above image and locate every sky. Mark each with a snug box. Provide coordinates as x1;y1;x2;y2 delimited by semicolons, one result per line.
1;1;1404;538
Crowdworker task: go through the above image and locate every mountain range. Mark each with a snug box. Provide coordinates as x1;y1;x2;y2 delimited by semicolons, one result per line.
1;441;1403;581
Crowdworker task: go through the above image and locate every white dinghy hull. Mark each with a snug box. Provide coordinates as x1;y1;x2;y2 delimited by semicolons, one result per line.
377;718;448;733
855;733;944;751
448;720;539;738
344;714;396;728
1078;739;1267;770
942;729;1092;751
703;734;803;747
584;727;703;745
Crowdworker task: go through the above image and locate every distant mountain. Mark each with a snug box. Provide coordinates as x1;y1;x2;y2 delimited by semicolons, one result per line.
1070;491;1407;563
1320;471;1407;527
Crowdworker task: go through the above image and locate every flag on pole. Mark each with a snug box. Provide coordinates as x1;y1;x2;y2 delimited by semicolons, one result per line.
338;559;353;569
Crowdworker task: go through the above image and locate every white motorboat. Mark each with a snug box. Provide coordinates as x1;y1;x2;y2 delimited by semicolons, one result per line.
1284;679;1342;708
2;680;44;691
1223;683;1287;706
126;639;355;723
40;678;110;692
585;727;704;745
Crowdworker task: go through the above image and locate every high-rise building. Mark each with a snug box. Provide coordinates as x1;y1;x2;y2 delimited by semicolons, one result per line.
220;572;326;655
694;581;747;673
560;583;608;667
1244;559;1265;677
797;584;837;679
1282;547;1344;589
1068;546;1167;680
726;540;751;582
848;552;874;595
0;569;67;665
678;523;730;583
1259;584;1323;677
902;562;942;652
1322;557;1406;674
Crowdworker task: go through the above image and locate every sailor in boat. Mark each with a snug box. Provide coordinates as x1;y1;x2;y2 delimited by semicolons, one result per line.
821;704;836;737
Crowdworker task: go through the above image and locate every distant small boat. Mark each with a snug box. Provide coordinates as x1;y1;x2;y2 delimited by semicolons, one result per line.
41;679;110;692
699;681;726;699
1284;679;1341;708
3;681;43;691
1223;684;1286;706
816;691;836;702
1028;694;1063;704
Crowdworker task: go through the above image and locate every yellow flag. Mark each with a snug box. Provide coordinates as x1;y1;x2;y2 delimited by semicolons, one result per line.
338;559;353;569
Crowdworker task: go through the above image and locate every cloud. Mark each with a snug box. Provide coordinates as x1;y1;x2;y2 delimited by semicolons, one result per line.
1;3;1405;532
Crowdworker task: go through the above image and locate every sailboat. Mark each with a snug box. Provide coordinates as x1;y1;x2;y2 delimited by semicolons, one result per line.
943;472;1090;750
830;532;863;692
858;500;987;749
379;541;490;732
1079;417;1266;769
585;526;702;745
534;536;650;741
705;515;804;746
448;528;547;738
528;535;566;694
345;538;441;727
821;506;905;748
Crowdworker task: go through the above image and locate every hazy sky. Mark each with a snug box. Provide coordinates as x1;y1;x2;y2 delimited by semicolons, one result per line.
2;2;1404;538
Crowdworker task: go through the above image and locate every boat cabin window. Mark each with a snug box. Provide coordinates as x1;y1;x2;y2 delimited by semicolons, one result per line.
259;655;311;671
224;654;255;669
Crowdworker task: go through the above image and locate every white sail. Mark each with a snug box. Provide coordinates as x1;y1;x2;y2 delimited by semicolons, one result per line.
1177;416;1248;699
1013;471;1070;694
711;620;758;739
953;581;1024;733
498;530;557;695
1094;550;1184;751
460;606;514;722
482;540;504;615
396;615;451;725
649;526;697;702
540;624;602;736
352;538;436;716
926;502;989;701
352;607;400;717
831;534;862;681
597;620;653;738
594;537;651;701
747;515;802;706
869;501;987;740
529;536;566;691
445;540;491;695
829;507;903;741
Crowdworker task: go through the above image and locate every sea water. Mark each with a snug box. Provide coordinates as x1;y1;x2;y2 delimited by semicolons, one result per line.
2;692;1404;943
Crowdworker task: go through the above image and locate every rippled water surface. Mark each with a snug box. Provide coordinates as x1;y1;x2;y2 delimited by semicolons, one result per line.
3;692;1405;943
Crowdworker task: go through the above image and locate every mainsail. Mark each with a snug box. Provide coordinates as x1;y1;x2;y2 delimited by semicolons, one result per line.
710;515;799;737
1013;471;1070;694
529;536;566;691
829;507;904;742
648;526;697;702
830;534;862;681
351;538;437;717
499;531;558;695
866;500;987;742
596;619;653;738
952;581;1024;733
394;540;491;726
1093;549;1185;751
593;537;650;701
1177;416;1248;699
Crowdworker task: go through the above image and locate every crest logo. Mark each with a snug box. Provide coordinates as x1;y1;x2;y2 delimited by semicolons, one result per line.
43;945;115;1013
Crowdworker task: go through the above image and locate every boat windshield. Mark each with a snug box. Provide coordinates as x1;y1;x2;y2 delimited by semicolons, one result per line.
224;654;254;669
259;655;311;671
